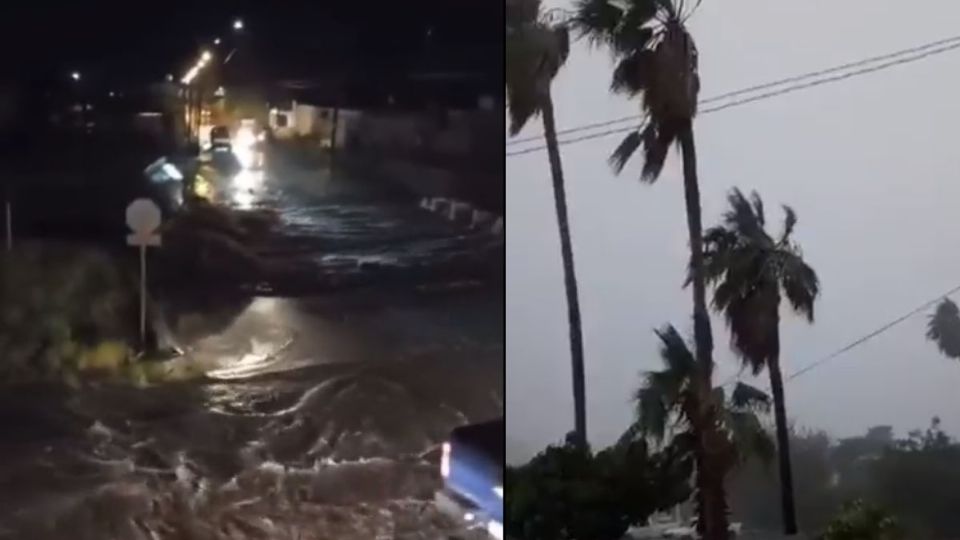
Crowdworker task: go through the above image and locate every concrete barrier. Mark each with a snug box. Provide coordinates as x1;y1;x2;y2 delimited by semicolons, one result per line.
417;196;502;237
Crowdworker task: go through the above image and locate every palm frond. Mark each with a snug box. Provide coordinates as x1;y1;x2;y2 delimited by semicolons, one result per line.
554;25;571;69
749;190;765;228
635;384;669;441
730;382;771;413
571;0;623;46
927;298;960;359
654;324;696;375
651;0;678;20
779;252;819;322
780;204;797;244
610;50;654;96
506;90;539;136
701;226;739;285
613;3;657;53
617;421;644;448
646;370;684;409
506;0;541;30
505;23;568;135
722;188;770;246
725;409;776;465
609;130;642;173
505;28;543;135
640;121;677;183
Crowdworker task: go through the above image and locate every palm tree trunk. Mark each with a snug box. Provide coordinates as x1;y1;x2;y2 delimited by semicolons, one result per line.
540;88;587;447
676;121;713;374
769;324;799;535
678;121;728;540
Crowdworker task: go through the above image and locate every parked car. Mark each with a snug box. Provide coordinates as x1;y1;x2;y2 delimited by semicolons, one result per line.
210;125;231;150
435;418;504;539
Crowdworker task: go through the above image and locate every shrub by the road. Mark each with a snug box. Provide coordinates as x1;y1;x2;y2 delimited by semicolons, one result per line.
0;244;137;382
819;500;903;540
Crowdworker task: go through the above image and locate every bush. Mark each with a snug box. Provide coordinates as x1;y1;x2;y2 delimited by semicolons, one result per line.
506;434;693;540
819;500;903;540
0;244;138;382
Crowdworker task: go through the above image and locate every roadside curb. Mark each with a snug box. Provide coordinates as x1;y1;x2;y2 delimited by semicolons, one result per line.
419;196;503;236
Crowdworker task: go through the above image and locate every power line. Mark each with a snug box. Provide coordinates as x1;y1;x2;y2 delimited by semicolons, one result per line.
721;282;960;391
507;32;960;146
506;39;960;157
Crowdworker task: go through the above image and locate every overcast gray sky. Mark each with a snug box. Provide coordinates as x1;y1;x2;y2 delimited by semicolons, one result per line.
506;0;960;464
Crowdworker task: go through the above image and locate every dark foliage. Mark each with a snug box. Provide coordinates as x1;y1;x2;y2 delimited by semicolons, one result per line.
926;298;960;359
730;418;960;538
506;435;693;540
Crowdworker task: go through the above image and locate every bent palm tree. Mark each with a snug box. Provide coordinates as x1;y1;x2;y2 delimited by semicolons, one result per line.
506;0;588;445
927;298;960;359
573;0;728;534
622;324;775;536
701;188;820;535
573;0;708;368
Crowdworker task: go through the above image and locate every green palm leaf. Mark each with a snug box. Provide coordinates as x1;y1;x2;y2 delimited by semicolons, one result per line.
730;382;771;412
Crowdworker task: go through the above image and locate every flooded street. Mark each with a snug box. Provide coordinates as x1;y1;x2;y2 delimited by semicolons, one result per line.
0;146;503;539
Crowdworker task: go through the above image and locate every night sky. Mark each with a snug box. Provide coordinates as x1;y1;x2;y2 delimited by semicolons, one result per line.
0;0;501;87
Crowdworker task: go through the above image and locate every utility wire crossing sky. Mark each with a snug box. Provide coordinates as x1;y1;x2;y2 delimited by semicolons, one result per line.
506;32;960;156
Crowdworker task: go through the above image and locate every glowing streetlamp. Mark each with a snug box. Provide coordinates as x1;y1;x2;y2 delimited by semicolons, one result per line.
233;18;244;31
71;71;81;81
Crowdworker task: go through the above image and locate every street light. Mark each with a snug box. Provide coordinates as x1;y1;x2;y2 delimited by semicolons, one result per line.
201;50;213;62
71;71;81;81
214;37;221;45
233;18;244;31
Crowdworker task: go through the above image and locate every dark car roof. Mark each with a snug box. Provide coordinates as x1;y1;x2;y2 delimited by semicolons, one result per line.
450;418;503;464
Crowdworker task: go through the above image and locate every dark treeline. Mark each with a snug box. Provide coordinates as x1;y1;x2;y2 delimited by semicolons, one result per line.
729;417;960;538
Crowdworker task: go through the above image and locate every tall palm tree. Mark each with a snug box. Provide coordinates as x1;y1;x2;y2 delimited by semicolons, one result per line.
623;324;775;536
572;0;726;534
506;0;588;445
927;298;960;359
700;188;820;535
573;0;708;371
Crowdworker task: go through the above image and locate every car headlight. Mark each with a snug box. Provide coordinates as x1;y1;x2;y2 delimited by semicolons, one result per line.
440;442;451;479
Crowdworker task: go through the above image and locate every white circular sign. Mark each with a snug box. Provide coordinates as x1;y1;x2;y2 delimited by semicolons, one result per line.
126;198;162;234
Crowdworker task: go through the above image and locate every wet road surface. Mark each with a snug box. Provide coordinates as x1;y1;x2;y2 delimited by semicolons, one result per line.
197;148;503;293
0;147;503;539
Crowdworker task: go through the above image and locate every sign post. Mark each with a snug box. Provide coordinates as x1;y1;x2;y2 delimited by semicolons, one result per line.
125;199;162;349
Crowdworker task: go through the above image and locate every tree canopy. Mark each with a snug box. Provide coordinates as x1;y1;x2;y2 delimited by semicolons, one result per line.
506;434;692;540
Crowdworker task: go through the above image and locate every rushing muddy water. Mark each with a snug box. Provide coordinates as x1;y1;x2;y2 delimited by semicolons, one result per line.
0;289;502;539
0;149;503;539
